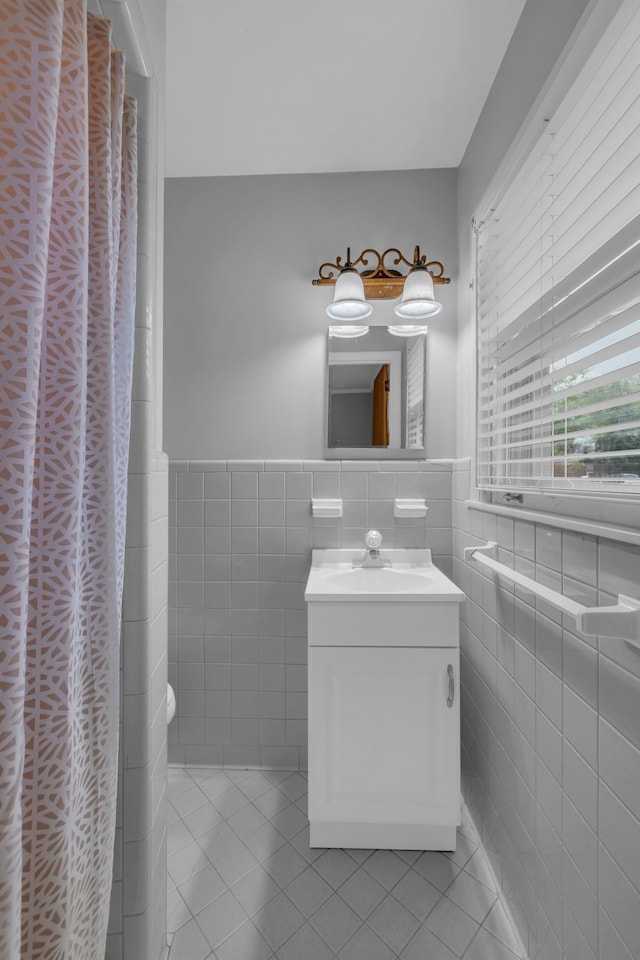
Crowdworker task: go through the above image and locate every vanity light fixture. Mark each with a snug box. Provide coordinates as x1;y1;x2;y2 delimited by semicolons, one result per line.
313;246;449;320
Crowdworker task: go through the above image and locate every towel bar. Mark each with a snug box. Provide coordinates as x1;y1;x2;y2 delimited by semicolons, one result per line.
464;541;640;647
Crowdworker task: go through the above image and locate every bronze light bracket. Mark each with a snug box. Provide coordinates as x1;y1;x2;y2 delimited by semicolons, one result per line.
312;246;451;300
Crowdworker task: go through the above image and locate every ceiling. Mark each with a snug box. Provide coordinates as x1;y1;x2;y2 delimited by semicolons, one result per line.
165;0;526;179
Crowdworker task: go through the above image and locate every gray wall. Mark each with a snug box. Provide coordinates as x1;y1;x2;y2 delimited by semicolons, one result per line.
454;3;640;960
329;393;372;448
164;169;457;460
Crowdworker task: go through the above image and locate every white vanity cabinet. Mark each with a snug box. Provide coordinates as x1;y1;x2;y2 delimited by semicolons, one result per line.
305;549;464;851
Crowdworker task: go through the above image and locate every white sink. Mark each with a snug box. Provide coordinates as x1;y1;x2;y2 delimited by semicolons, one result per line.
324;566;436;593
305;549;464;603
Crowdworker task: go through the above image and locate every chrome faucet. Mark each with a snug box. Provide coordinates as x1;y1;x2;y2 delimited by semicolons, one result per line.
354;530;392;568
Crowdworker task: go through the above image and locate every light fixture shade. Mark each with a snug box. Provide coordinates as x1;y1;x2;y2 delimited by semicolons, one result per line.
326;267;373;321
394;267;442;319
387;325;429;337
329;325;369;338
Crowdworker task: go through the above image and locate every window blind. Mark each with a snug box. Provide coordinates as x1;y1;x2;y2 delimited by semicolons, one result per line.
476;0;640;494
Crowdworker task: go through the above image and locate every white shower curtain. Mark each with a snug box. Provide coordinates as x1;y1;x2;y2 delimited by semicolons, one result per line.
0;2;137;957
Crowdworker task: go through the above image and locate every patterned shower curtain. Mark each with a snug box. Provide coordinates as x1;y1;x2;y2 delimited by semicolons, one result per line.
0;2;137;957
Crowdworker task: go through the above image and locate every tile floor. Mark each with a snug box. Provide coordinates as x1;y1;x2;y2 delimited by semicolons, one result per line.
167;767;524;960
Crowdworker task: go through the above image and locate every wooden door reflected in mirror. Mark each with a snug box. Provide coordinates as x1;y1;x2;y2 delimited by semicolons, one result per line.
372;363;389;446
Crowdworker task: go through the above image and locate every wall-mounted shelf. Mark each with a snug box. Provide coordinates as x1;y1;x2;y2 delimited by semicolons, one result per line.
312;498;343;518
464;541;640;648
394;498;428;518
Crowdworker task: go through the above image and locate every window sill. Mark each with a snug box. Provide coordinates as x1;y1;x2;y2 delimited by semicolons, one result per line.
465;497;640;547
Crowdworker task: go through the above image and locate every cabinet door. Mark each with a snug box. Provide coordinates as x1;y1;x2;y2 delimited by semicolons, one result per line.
309;646;459;826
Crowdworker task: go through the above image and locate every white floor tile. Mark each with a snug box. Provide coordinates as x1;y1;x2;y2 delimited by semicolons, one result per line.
283;865;333;917
183;800;225;839
230;864;280;917
445;830;478;868
462;848;500;893
214;919;272;960
463;926;522;960
168;819;196;857
262;842;308;888
172;787;210;820
213;841;259;887
253;891;306;950
211;785;252;819
391;870;441;921
337;924;395;960
274;921;334;960
290;825;325;864
443;869;497;924
253;786;292;819
195;889;247;950
425;895;479;957
482;899;525;956
243;820;288;862
168;767;198;795
400;925;458;960
178;862;226;916
236;773;276;802
394;850;422;866
168;917;211;960
270;803;308;840
168;839;210;887
338;869;388;920
308;893;362;953
226;802;268;839
166;770;523;960
362;851;410;891
198;771;238;800
167;887;192;935
198;822;238;862
367;895;420;954
412;851;461;892
277;773;308;802
313;849;360;889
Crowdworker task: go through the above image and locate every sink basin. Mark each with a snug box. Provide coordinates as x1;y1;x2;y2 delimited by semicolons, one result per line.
305;549;465;602
323;566;439;593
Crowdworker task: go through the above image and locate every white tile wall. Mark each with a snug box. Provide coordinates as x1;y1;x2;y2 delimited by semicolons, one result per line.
107;68;169;960
168;459;453;767
453;462;640;960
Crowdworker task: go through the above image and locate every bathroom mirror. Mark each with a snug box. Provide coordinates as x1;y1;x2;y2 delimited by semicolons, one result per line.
326;327;427;457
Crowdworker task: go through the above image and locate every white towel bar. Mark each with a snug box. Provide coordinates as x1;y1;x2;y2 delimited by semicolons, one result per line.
464;541;640;647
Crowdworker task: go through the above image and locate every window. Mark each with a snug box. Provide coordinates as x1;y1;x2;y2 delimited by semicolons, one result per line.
476;0;640;499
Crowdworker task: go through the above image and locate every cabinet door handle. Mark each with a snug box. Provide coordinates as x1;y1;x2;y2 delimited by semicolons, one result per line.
446;664;455;707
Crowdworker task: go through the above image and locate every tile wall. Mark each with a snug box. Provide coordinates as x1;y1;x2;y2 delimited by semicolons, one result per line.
168;459;453;768
107;70;169;960
452;461;640;960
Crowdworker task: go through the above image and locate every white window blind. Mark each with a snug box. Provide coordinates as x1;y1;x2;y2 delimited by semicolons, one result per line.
406;337;425;448
476;0;640;495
